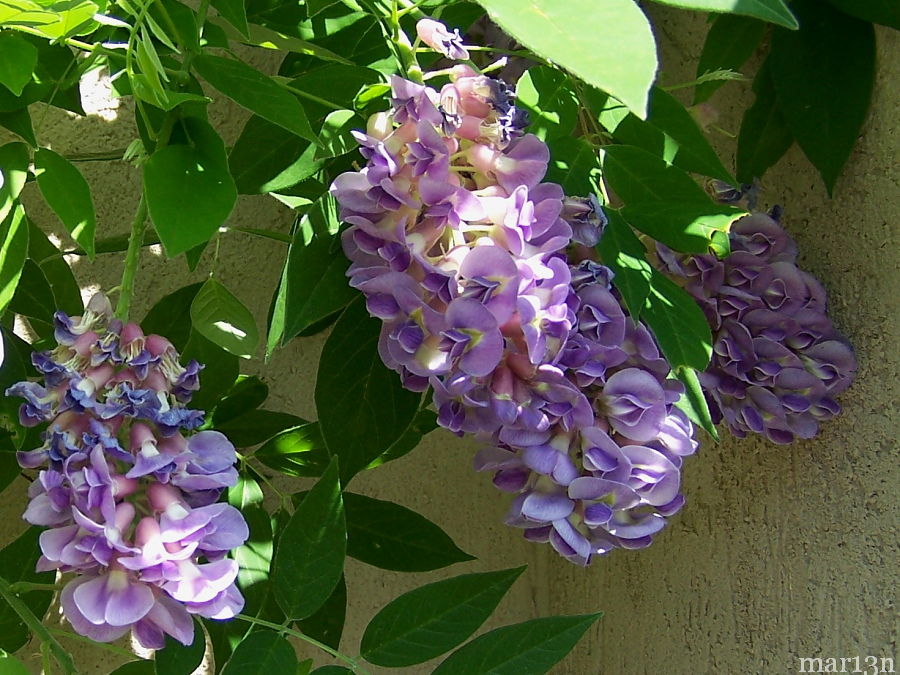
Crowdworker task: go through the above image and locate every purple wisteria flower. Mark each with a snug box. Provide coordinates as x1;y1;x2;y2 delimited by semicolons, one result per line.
6;297;248;649
331;69;699;564
658;209;856;443
416;18;470;61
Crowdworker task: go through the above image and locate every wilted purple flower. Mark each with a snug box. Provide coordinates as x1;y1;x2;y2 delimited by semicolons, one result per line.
6;297;248;648
659;211;856;443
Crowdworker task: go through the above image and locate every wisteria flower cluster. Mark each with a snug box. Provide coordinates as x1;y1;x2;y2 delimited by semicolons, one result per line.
6;295;248;648
331;63;699;565
657;210;857;444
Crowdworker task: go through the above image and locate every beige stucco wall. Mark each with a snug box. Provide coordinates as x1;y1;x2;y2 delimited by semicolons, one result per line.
1;7;896;674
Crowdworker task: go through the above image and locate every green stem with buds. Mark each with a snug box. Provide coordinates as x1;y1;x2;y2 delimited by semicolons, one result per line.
115;195;149;322
0;577;76;675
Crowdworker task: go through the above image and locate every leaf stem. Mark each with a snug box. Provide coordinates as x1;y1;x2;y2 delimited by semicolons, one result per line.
280;82;344;111
7;581;64;593
0;577;76;674
234;614;371;674
115;195;149;322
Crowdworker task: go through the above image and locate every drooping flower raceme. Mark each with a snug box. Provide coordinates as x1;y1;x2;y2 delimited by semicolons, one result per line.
7;295;248;648
331;63;698;565
657;210;857;443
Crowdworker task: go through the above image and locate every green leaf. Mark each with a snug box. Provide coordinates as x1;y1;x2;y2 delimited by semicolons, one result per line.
33;148;96;258
229;116;322;194
193;54;316;143
642;269;712;371
735;59;793;184
0;108;36;146
646;0;796;29
288;64;382;122
544;137;601;197
180;330;239;412
190;278;259;358
0;527;55;651
142;283;202;351
0;453;18;494
315;109;358;159
601;145;742;253
221;631;297;674
601;144;708;203
768;0;875;194
361;566;525;667
310;668;351;675
109;661;154;675
306;0;341;17
590;87;734;183
211;0;249;36
212;376;269;425
211;19;353;65
0;33;38;96
0;204;28;316
315;297;422;482
154;622;205;675
266;263;289;360
595;209;652;319
0;38;81;114
0;142;28;226
621;201;743;255
344;492;474;572
823;0;899;30
27;220;81;316
432;613;602;675
475;0;657;118
515;65;578;141
296;575;345;650
149;0;200;52
0;650;29;675
144;118;236;257
254;423;329;478
272;458;345;620
9;259;55;323
0;328;31;450
364;408;437;470
271;13;390;76
215;409;304;447
694;14;766;103
673;366;718;440
229;479;275;614
282;230;356;342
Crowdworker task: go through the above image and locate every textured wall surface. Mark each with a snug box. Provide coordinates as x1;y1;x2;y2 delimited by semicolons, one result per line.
1;7;896;674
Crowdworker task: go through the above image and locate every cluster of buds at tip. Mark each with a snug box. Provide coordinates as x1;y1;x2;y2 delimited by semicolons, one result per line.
657;210;857;443
331;51;698;565
6;295;248;649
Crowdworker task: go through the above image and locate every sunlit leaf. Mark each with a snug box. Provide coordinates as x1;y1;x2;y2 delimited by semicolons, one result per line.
191;278;259;358
475;0;657;117
0;33;37;96
33;148;95;258
144;119;236;256
194;54;317;143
